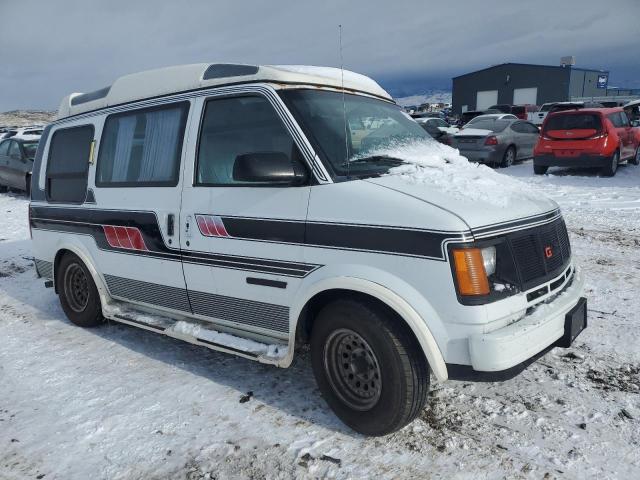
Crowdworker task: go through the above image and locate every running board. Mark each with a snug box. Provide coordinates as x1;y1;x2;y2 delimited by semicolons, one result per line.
102;302;288;364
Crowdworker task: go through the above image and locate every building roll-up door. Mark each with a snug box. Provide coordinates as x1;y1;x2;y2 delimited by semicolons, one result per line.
513;87;538;105
476;90;498;110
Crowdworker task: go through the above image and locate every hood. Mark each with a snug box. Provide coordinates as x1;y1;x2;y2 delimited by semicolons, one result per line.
358;140;558;231
455;128;492;137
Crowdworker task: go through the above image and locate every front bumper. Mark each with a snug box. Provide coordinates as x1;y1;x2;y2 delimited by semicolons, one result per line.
466;267;586;373
534;154;610;168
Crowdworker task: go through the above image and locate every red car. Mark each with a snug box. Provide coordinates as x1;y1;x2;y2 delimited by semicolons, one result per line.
533;108;640;176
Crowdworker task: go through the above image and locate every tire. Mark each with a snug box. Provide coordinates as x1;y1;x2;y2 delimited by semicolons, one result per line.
56;253;104;328
500;146;516;168
601;151;619;177
534;164;548;175
631;147;640;166
311;298;429;436
0;183;7;193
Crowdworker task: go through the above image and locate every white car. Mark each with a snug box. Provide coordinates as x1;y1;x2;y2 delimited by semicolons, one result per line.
29;63;586;435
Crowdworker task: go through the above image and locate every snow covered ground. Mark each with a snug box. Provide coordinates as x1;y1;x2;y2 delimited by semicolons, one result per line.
1;160;639;479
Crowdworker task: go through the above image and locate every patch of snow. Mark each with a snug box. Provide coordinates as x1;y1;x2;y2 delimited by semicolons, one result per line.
361;139;541;207
1;160;640;478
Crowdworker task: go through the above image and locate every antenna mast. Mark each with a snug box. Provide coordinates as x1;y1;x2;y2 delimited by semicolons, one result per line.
339;24;349;174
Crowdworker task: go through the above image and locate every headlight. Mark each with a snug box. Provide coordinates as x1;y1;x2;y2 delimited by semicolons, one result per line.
481;246;496;276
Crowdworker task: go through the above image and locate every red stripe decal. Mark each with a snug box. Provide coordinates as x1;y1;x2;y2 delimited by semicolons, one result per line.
205;216;220;236
103;225;120;248
126;227;148;251
213;216;229;237
196;215;211;236
115;226;133;249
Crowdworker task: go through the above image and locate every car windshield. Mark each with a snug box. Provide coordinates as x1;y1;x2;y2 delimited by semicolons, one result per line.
464;119;510;132
280;89;430;179
21;141;39;159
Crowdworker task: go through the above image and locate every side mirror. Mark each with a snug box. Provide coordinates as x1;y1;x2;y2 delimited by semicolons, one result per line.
631;120;640;128
233;151;308;186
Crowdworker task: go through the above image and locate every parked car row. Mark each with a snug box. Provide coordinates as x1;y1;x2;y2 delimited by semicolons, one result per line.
451;114;539;167
0;127;41;194
533;107;640;176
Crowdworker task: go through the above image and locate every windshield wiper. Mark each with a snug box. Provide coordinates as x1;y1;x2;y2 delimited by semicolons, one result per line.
340;155;406;167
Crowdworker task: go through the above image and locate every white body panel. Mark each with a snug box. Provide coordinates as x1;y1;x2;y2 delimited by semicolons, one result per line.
31;69;585;384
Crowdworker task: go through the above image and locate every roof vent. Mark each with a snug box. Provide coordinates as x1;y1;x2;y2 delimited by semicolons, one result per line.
70;86;111;106
203;64;259;80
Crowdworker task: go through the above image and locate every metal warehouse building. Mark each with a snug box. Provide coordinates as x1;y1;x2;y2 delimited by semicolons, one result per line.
452;63;610;114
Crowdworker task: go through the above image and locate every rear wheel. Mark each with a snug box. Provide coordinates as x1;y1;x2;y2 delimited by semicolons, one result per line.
57;253;104;328
631;147;640;166
0;183;7;193
500;146;516;168
534;164;548;175
601;151;619;177
311;298;429;436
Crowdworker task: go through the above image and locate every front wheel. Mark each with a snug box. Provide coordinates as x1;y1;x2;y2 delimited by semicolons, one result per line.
601;151;619;177
57;253;104;327
311;298;429;436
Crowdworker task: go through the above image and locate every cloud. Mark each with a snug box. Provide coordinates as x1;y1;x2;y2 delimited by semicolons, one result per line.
1;0;638;109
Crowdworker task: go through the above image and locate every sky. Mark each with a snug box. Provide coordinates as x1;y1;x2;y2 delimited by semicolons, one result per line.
1;0;638;110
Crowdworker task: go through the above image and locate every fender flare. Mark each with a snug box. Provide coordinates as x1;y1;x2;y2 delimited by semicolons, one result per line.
53;241;110;306
291;276;448;381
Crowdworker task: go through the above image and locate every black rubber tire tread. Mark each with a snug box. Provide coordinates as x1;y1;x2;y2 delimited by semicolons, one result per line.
311;298;429;436
533;164;548;175
601;151;619;177
56;252;104;328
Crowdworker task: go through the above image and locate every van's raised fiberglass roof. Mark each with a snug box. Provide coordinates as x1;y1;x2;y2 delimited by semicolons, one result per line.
57;63;393;119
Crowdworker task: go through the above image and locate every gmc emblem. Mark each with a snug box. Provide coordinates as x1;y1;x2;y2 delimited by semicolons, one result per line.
544;246;553;258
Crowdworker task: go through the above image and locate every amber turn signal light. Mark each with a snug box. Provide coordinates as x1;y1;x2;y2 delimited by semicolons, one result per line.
452;248;490;296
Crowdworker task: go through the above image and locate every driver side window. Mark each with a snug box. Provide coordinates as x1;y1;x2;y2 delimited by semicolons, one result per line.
196;95;296;186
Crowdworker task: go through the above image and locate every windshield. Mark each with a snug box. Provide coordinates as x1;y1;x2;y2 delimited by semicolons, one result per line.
21;141;39;159
279;89;430;179
540;104;554;112
464;119;509;132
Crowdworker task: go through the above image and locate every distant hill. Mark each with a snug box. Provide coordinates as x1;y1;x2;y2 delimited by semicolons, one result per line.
0;110;56;128
394;91;452;107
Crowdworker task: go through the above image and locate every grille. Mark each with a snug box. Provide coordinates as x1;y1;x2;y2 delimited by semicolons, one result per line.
507;218;571;289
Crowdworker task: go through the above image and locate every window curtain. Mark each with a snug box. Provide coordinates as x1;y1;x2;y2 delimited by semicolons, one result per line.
111;116;136;181
139;108;181;181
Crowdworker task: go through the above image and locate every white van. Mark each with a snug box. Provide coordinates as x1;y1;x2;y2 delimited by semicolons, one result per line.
30;64;586;435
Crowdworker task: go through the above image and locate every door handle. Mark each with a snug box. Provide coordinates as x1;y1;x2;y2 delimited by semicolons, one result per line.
167;214;175;236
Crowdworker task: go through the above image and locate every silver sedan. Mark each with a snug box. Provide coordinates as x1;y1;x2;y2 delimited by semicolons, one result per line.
451;116;540;167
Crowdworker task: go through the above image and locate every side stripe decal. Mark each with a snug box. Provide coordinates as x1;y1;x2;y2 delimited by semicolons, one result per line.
104;274;289;335
103;225;149;251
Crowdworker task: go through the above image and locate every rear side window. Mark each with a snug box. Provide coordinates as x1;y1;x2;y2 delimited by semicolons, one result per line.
544;114;602;132
46;125;94;203
96;102;189;187
0;141;8;155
